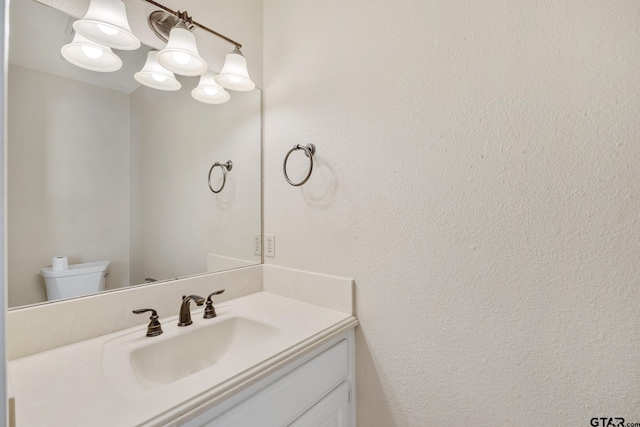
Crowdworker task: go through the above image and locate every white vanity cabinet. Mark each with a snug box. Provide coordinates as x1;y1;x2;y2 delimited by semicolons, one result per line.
9;279;358;427
180;331;355;427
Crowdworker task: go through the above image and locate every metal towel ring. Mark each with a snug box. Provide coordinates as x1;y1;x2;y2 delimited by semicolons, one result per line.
283;144;316;186
208;160;233;193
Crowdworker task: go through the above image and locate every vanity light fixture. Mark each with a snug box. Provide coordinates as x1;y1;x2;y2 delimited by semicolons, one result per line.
61;33;123;72
73;0;140;50
192;71;231;104
134;50;181;91
156;12;208;77
144;1;256;91
65;0;255;104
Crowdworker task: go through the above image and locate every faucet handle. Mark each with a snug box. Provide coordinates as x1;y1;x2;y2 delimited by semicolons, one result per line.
132;308;163;337
204;289;226;319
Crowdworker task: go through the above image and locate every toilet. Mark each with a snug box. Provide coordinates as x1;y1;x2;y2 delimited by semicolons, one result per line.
40;260;110;301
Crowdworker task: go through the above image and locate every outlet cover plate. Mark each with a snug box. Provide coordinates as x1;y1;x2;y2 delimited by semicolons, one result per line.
254;234;262;256
265;234;275;258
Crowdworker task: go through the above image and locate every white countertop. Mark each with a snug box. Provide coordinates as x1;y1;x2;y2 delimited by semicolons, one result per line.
9;292;358;427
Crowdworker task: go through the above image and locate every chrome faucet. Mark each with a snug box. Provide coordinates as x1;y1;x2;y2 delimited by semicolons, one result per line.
178;295;205;327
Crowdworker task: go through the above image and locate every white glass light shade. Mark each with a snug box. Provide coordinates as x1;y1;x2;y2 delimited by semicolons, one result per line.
192;71;230;104
215;48;255;91
156;25;207;76
134;51;181;91
61;33;122;72
73;0;140;50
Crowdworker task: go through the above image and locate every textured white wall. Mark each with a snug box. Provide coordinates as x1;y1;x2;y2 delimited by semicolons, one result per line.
263;1;640;425
7;65;130;307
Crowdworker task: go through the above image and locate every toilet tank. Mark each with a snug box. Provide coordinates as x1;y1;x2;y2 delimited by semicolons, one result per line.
40;261;110;301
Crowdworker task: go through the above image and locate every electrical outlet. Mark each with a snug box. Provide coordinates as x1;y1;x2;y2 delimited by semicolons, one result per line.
253;234;262;256
265;234;275;258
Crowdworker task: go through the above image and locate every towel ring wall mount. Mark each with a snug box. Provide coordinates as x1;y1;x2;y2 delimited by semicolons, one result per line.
283;144;316;186
208;160;233;193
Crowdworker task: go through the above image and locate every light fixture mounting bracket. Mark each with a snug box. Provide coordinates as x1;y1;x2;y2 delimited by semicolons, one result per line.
176;11;193;25
148;10;194;43
141;0;242;49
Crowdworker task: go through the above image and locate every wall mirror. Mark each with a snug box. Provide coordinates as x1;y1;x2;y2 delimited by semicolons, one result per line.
7;0;262;309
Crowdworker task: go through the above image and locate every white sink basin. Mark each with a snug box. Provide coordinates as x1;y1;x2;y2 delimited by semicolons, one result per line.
102;304;304;394
130;315;281;386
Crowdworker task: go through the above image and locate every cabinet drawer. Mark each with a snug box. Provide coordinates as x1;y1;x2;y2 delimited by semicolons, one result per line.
203;339;348;427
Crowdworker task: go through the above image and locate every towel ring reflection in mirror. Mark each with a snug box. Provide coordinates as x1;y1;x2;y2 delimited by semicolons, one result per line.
208;160;233;193
283;144;316;186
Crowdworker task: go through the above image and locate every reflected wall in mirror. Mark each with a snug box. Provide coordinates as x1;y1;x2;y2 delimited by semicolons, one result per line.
7;0;261;308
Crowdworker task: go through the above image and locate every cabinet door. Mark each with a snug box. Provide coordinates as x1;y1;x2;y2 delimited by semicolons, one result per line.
289;382;350;427
201;341;348;427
